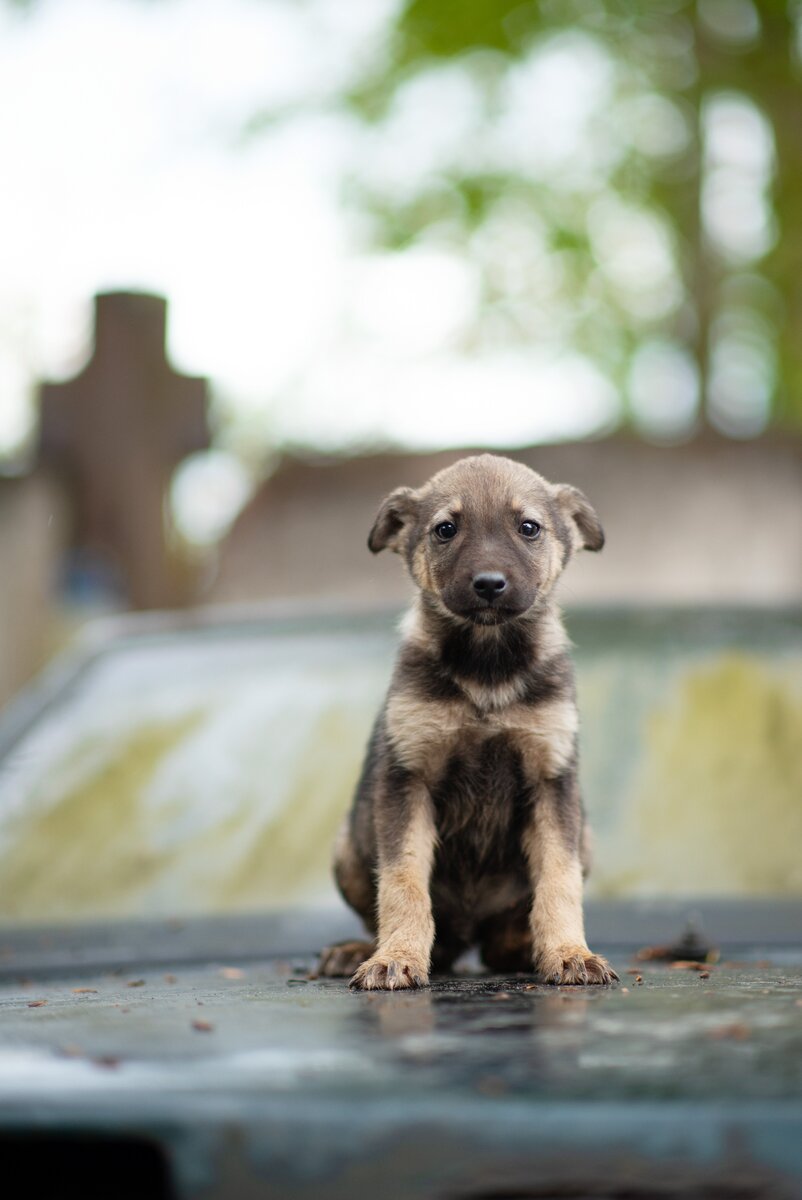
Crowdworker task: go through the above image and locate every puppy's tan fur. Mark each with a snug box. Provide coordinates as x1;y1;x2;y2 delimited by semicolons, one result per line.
320;454;617;990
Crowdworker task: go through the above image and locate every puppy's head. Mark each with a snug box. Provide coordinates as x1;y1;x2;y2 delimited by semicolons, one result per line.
368;454;603;624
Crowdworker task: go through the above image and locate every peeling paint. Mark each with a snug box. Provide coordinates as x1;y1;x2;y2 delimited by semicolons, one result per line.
0;626;800;923
593;654;802;896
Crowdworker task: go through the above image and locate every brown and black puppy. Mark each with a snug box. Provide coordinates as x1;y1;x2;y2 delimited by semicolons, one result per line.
319;453;618;990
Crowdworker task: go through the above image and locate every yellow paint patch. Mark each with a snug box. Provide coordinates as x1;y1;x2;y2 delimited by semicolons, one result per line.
214;706;359;909
595;654;802;896
0;716;201;920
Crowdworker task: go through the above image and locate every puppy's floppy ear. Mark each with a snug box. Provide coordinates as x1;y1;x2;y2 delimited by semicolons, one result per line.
553;484;604;552
368;486;418;554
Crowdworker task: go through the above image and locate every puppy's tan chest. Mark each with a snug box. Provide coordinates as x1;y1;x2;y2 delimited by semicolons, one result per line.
386;689;577;784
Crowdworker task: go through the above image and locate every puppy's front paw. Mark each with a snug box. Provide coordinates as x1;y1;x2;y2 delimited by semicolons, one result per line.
537;945;618;986
350;952;429;991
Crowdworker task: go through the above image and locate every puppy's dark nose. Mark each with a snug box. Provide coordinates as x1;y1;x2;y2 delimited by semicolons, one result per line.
473;572;507;602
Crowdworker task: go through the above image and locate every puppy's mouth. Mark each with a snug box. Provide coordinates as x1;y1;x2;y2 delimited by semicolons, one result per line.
457;604;525;626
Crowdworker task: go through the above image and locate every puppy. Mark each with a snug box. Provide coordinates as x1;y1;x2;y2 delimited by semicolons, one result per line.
319;454;617;990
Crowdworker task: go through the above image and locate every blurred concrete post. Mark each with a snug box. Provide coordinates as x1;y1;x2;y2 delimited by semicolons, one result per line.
38;292;209;609
0;474;67;707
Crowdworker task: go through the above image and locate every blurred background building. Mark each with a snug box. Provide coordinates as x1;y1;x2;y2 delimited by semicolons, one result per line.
0;0;800;918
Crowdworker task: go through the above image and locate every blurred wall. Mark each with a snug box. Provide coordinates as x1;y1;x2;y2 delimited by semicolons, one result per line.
210;435;802;609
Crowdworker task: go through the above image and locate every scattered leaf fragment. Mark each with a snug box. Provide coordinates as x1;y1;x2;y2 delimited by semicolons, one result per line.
126;980;145;988
620;987;629;994
27;1000;47;1008
192;1019;214;1033
57;1044;83;1058
669;960;709;972
635;924;715;964
699;972;711;980
219;967;244;980
72;988;98;994
476;1075;507;1096
492;992;512;1001
708;1022;750;1041
93;1056;121;1069
635;975;643;985
164;974;177;984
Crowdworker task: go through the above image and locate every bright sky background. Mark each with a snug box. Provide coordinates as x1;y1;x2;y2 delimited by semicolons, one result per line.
0;0;626;473
0;0;779;539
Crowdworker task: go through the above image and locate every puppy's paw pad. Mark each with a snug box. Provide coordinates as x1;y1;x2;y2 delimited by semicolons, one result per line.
538;946;618;986
317;940;375;978
350;954;428;991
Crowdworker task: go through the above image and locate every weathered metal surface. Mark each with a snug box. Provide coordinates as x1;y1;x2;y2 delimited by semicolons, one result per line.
1;606;800;923
0;922;801;1198
1;608;800;1194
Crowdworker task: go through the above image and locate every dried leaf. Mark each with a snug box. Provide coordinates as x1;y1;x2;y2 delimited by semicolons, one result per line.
72;988;98;994
708;1022;751;1041
57;1044;83;1058
635;925;715;963
476;1075;507;1096
126;980;145;988
27;999;47;1008
192;1019;214;1032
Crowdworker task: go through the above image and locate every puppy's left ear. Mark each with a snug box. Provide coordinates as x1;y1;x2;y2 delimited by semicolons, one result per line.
553;484;604;552
368;486;418;554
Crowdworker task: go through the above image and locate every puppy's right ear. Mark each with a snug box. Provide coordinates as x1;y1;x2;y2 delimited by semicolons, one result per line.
368;486;417;554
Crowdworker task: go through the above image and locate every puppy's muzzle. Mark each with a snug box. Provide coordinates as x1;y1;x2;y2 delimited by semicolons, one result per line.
472;572;508;604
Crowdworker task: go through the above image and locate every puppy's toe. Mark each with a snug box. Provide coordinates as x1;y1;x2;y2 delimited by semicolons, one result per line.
583;953;619;984
538;945;618;986
350;953;428;991
317;939;375;978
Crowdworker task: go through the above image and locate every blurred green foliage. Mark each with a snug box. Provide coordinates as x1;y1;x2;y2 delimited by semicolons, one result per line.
344;0;802;435
6;0;799;436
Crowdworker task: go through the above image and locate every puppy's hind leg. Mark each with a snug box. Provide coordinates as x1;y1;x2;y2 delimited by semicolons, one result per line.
317;819;377;978
318;939;375;978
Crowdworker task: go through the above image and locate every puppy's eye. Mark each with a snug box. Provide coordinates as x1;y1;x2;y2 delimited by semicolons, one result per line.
434;521;458;542
520;520;541;539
